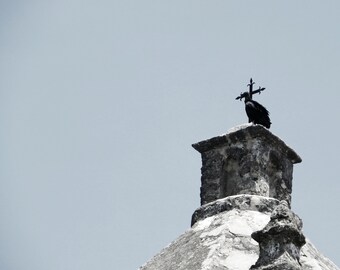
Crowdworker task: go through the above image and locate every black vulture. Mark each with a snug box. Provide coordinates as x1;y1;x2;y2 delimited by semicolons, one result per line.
243;92;271;129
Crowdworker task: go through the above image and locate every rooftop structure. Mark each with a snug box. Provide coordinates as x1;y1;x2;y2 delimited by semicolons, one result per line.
139;124;339;270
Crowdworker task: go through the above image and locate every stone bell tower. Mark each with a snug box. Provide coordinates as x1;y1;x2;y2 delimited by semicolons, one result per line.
140;124;339;270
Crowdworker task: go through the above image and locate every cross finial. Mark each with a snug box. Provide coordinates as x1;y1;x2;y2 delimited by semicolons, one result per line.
248;78;255;99
236;78;266;100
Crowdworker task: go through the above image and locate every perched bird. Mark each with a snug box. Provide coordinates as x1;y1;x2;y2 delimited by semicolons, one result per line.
243;92;271;129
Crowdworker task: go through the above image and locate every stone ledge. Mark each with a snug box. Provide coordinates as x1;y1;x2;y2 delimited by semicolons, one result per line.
192;124;302;164
191;194;280;226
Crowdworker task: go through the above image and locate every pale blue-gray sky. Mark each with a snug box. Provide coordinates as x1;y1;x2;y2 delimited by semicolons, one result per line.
1;1;339;269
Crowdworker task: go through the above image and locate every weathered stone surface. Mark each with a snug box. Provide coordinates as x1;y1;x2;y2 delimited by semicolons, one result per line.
301;241;339;270
192;124;301;206
191;194;280;226
139;196;338;270
140;124;339;270
251;201;306;269
140;201;271;270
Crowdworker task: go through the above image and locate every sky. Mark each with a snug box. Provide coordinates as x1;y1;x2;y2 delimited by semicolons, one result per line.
0;1;339;269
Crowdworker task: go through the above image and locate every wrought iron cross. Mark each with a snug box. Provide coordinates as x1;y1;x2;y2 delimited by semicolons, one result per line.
236;78;266;100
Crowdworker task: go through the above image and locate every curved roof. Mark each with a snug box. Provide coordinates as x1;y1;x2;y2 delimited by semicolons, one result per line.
140;196;338;270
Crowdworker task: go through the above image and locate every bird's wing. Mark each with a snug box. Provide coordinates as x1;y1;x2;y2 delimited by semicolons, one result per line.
250;100;270;115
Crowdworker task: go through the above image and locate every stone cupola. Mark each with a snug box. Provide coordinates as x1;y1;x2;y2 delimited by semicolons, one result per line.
139;124;338;270
192;124;301;207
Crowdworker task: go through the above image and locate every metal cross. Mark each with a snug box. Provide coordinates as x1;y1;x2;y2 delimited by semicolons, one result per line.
236;78;266;100
248;78;265;99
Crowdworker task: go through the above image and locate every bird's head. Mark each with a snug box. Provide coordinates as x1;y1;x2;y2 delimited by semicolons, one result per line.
235;92;251;102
